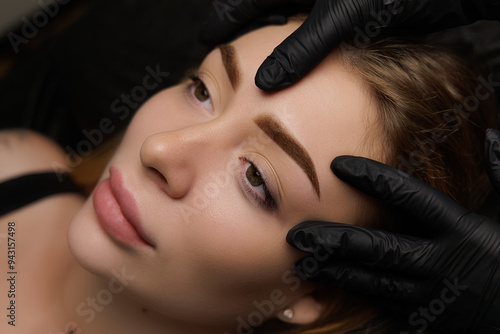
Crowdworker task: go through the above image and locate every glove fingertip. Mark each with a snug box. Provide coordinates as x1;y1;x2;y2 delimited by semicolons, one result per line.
330;156;377;187
255;56;295;92
286;227;315;253
330;155;360;177
285;226;301;245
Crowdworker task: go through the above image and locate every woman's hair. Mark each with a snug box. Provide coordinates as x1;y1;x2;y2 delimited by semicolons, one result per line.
261;30;497;334
343;37;497;211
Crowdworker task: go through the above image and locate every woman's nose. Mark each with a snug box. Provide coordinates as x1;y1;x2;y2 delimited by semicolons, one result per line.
139;123;233;199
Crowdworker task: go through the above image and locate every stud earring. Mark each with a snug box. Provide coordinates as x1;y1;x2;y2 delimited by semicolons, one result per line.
282;308;294;320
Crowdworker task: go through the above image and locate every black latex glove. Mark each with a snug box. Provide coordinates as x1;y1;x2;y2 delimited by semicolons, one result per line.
200;0;500;91
286;129;500;334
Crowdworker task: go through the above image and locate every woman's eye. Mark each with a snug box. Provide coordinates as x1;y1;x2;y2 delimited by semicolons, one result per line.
246;162;264;188
194;81;209;102
189;76;213;111
242;159;276;211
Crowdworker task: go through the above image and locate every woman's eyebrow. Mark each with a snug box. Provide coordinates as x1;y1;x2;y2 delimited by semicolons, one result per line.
254;114;320;198
217;44;240;90
217;44;320;198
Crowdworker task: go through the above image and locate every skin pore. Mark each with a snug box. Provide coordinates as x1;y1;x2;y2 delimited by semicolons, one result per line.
4;21;384;334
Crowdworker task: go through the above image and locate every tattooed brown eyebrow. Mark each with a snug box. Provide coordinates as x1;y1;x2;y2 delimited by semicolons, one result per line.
254;114;320;198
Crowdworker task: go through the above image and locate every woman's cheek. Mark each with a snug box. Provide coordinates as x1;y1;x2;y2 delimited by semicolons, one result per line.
185;199;293;289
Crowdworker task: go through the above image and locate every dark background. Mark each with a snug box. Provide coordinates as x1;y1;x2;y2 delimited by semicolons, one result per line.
0;0;212;149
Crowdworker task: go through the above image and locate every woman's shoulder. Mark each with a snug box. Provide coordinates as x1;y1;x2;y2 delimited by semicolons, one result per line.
0;128;84;245
0;129;85;220
0;129;85;331
0;129;70;181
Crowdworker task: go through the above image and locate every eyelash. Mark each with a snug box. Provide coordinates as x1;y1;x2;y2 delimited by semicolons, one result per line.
240;157;277;211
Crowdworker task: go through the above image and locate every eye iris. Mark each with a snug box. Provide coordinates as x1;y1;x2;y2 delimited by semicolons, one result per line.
194;82;209;102
246;164;263;187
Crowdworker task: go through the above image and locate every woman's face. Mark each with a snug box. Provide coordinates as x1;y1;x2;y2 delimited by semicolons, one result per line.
69;22;381;328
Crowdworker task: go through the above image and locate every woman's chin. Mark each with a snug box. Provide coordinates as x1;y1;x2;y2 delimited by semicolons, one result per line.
67;196;121;278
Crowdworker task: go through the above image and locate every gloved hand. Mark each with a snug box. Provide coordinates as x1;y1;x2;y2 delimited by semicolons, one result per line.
286;129;500;334
200;0;500;91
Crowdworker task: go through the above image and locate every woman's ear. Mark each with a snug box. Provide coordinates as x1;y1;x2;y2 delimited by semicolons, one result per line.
276;294;324;325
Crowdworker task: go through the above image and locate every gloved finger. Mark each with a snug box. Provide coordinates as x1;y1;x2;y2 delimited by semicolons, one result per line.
256;0;376;91
294;257;424;304
331;156;469;234
199;0;305;46
287;221;435;276
485;128;500;194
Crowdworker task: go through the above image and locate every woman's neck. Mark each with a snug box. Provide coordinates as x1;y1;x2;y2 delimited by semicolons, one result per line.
60;260;233;334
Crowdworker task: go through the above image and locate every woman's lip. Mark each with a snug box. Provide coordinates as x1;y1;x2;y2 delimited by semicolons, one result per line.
93;167;154;248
